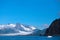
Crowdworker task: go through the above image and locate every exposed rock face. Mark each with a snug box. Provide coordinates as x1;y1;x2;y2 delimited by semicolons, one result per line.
45;19;60;36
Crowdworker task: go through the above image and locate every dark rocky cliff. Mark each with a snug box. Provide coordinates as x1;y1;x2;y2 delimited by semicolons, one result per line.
45;19;60;36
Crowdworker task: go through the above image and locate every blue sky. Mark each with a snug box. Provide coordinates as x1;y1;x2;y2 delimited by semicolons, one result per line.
0;0;59;29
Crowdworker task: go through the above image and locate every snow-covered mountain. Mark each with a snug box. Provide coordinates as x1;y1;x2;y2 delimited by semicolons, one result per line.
0;23;40;36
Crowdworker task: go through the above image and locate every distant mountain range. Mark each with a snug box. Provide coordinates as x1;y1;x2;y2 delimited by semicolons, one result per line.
0;18;60;36
0;23;41;36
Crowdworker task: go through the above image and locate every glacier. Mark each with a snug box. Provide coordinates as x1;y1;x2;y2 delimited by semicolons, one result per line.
0;23;40;36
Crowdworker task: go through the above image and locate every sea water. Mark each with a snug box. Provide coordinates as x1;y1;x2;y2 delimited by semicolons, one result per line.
0;36;60;40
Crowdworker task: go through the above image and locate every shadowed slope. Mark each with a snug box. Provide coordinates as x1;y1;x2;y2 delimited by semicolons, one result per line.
45;19;60;36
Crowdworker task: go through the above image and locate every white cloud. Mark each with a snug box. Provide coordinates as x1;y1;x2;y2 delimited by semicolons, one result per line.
43;24;49;28
40;24;49;30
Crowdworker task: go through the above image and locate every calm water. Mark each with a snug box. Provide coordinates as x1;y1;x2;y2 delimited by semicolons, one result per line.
0;36;60;40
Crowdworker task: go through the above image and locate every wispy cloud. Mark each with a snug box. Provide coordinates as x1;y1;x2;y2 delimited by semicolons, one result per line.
40;24;49;30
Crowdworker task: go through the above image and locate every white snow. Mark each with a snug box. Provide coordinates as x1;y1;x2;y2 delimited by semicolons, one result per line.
0;23;37;36
20;25;32;31
0;29;33;36
0;31;33;36
7;24;16;27
30;26;36;30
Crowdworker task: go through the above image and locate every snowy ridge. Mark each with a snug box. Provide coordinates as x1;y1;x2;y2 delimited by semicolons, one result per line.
0;23;37;36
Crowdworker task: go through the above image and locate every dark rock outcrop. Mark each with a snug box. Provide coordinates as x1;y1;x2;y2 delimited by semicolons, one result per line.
45;19;60;36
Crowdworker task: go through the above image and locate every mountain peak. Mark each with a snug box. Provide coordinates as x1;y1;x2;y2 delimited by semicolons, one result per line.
0;23;40;36
45;18;60;36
